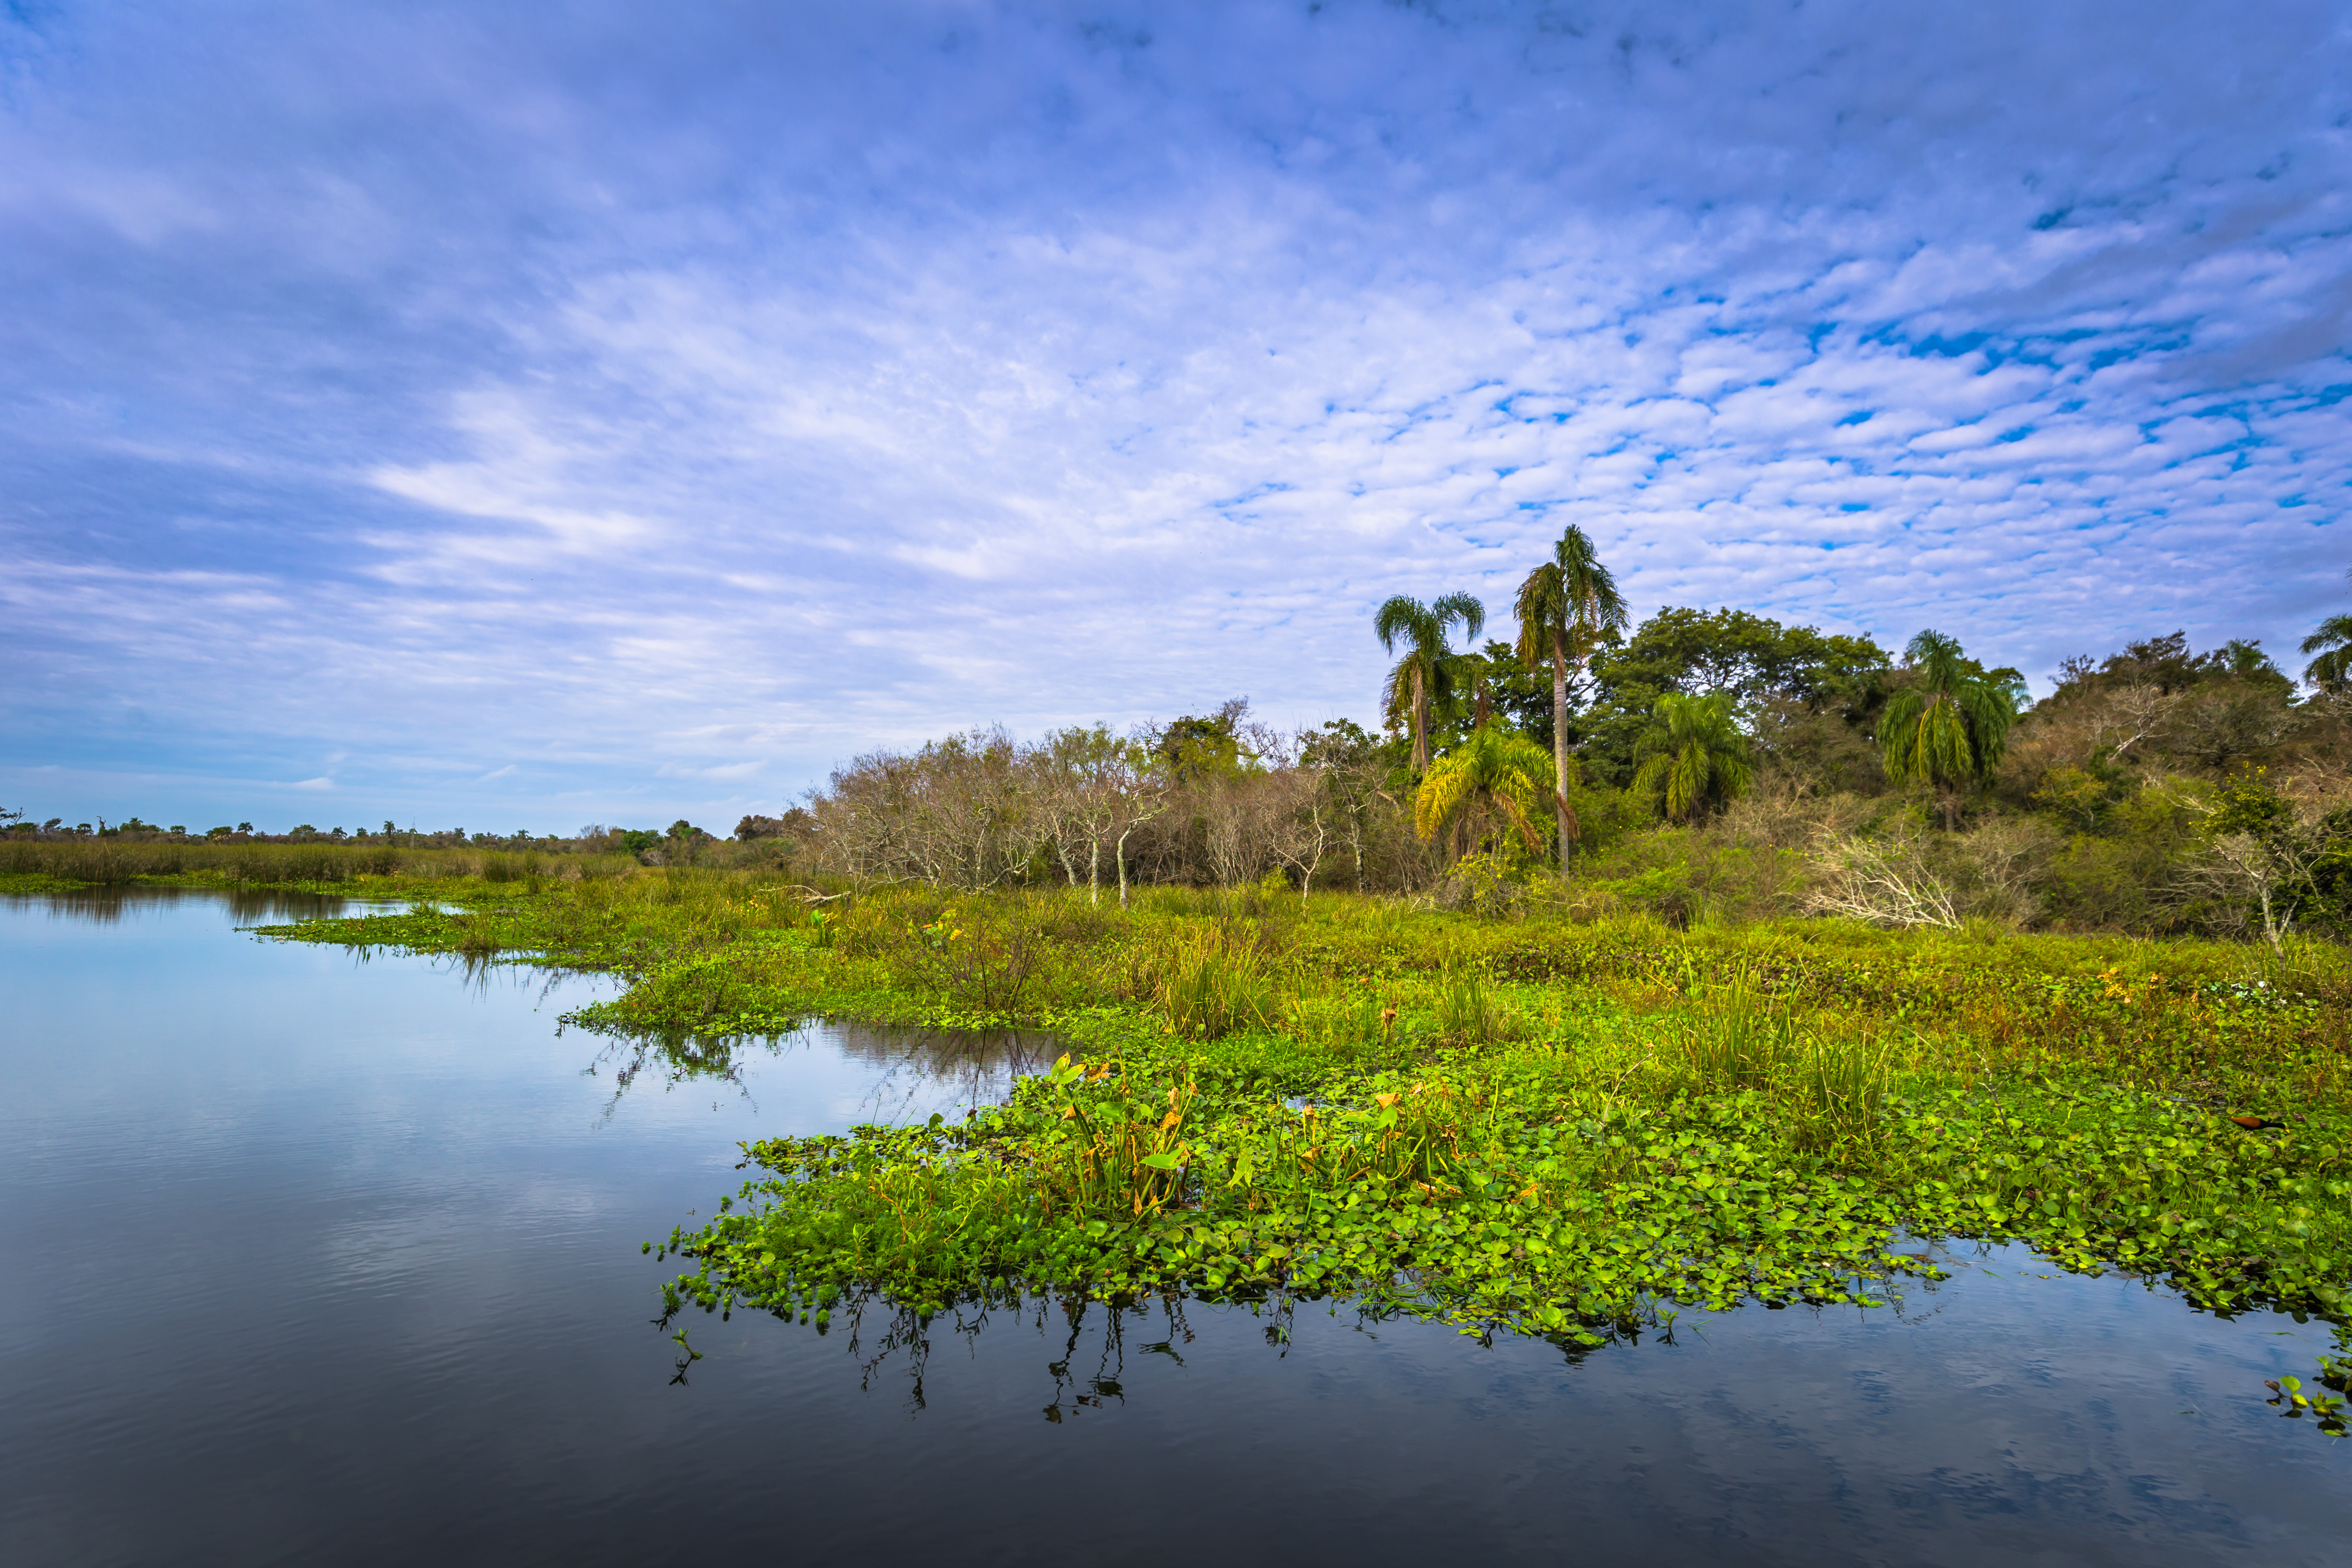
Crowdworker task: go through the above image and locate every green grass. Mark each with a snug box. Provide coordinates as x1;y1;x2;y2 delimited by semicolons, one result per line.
246;870;2352;1431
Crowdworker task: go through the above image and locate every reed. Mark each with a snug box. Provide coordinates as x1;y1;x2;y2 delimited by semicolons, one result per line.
1666;974;1806;1093
1152;926;1274;1041
1434;968;1513;1048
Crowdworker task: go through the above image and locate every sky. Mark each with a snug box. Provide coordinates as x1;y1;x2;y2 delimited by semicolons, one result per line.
3;0;2348;834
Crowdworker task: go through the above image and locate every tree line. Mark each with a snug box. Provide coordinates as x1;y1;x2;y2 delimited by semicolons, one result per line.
15;544;2346;942
782;534;2352;943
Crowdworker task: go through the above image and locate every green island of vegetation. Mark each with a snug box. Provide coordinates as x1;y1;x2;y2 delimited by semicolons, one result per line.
9;534;2352;1430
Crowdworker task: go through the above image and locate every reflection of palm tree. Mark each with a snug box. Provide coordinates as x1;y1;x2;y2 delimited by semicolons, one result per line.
1879;630;2018;796
1514;524;1626;856
1414;726;1555;854
1632;692;1752;820
1375;592;1485;777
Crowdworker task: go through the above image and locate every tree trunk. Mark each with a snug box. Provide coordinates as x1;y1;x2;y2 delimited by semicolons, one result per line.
1411;664;1430;777
1089;834;1101;907
1551;631;1579;861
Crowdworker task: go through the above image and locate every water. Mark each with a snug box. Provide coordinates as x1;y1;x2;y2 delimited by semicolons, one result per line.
3;891;2348;1565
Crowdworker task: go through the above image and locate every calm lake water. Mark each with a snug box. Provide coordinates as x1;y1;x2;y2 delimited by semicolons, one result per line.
3;891;2348;1565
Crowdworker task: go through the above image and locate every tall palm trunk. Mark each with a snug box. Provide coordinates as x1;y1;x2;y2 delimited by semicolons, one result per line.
1411;664;1430;777
1550;629;1579;858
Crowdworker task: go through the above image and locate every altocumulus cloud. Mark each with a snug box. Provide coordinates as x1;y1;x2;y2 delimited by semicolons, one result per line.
0;0;2345;830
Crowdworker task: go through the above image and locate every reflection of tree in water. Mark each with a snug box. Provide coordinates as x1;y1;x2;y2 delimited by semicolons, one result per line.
794;1286;1608;1419
586;1021;1061;1124
831;1023;1060;1125
9;885;366;926
775;1290;1205;1418
587;1026;759;1118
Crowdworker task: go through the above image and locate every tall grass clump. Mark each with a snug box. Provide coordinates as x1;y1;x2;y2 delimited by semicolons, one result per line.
1154;926;1274;1040
1434;969;1512;1048
1667;977;1805;1093
1785;1034;1894;1158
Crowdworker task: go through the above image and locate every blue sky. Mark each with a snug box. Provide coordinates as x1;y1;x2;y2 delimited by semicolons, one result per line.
3;1;2347;834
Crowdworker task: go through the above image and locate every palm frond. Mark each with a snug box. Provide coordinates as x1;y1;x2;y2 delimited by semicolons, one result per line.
1515;562;1565;672
1488;790;1547;853
2298;613;2352;655
1413;727;1555;846
1554;524;1628;648
1432;590;1486;645
1905;629;1966;692
1630;691;1750;820
1374;596;1433;656
1413;765;1479;842
2302;614;2352;687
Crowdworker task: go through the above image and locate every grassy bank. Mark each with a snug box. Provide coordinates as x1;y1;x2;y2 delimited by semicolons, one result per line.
254;870;2352;1428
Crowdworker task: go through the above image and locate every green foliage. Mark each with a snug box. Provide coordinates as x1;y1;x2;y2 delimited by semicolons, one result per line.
2304;615;2352;691
268;873;2352;1412
1434;968;1514;1047
1375;591;1486;775
2300;576;2352;691
0;838;418;887
1513;523;1628;678
1149;925;1275;1041
1414;726;1555;853
1879;630;2020;794
1630;692;1753;820
2030;763;2130;832
2203;768;2352;939
898;901;1048;1013
1511;524;1628;805
1668;978;1805;1093
1157;701;1256;781
1579;606;1889;785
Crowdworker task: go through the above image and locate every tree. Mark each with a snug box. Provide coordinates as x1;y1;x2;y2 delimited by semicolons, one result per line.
1156;699;1258;782
2303;573;2352;691
1413;725;1555;856
1375;592;1484;777
1578;607;1889;786
1038;725;1169;907
1514;524;1627;857
1878;631;2019;811
1631;692;1753;821
2180;768;2352;952
1299;718;1415;890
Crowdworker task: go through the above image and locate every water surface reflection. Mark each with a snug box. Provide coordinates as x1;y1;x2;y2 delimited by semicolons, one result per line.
3;883;392;925
3;889;2347;1568
587;1020;1060;1124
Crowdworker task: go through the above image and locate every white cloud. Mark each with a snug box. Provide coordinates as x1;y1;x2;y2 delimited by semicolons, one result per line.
2;1;2347;828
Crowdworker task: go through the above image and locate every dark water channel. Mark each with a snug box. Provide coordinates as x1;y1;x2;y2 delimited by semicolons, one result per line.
3;891;2348;1565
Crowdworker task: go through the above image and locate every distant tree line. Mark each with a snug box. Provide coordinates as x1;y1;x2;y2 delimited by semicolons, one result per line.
15;557;2349;943
778;542;2352;943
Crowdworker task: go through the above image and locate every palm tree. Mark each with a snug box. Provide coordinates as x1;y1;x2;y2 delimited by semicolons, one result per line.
1878;630;2018;802
1375;592;1485;776
2301;572;2352;690
1413;724;1555;855
1631;692;1752;820
1514;524;1627;856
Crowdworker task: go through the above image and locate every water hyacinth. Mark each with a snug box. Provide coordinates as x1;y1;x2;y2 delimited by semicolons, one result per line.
243;874;2352;1430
